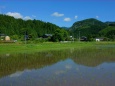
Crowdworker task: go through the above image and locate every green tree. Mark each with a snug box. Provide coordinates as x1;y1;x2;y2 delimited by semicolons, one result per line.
99;26;115;40
51;29;69;42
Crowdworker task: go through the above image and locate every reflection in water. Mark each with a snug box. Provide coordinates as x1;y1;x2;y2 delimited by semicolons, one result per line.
9;71;24;78
0;47;115;86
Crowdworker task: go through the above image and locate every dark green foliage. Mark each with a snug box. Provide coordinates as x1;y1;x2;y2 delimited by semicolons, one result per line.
99;26;115;40
70;18;107;37
51;29;69;42
1;14;115;41
0;14;65;41
105;21;115;26
69;18;115;40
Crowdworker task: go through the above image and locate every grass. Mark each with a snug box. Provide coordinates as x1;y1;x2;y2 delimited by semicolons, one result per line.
0;41;115;54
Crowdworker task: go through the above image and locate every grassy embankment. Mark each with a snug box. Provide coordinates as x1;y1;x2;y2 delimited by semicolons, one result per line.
0;42;115;54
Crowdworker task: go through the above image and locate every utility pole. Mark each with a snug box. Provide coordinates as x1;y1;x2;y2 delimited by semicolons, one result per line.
73;32;74;42
79;25;81;42
79;31;80;41
25;31;27;44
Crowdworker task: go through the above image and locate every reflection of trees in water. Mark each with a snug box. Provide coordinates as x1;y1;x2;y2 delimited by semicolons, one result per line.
0;47;115;78
72;48;115;67
0;50;69;78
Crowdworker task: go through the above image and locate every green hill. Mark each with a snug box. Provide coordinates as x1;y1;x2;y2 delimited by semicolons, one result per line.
0;14;68;41
69;18;107;39
0;15;115;42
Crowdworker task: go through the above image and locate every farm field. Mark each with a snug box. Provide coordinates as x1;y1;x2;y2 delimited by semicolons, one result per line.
0;42;115;54
0;42;115;86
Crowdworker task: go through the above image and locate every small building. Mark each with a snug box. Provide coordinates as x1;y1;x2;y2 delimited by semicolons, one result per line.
5;36;10;41
80;36;87;41
42;34;52;38
95;38;103;42
96;38;100;42
25;35;30;40
0;34;6;38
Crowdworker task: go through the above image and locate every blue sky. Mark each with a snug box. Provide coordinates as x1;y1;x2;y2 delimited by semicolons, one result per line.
0;1;115;27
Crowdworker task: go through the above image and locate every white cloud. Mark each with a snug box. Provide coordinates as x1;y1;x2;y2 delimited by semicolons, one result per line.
6;12;32;20
96;16;99;19
6;12;23;19
24;16;32;20
65;64;72;69
64;18;71;22
9;69;31;78
9;71;23;77
52;12;64;17
75;16;78;19
55;70;65;75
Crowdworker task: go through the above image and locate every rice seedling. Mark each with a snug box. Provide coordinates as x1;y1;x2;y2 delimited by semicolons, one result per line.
0;42;115;86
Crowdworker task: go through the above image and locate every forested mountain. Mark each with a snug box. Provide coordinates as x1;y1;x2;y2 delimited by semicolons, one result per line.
0;14;67;41
69;18;115;40
61;27;70;30
0;14;115;42
99;26;115;39
105;21;115;26
70;18;107;37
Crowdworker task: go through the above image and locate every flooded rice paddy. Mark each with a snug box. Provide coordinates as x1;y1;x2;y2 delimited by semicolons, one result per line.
0;45;115;86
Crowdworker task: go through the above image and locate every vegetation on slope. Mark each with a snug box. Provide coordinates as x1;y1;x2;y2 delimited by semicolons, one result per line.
69;18;115;41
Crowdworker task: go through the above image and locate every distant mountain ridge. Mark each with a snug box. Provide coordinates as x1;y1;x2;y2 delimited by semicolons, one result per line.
70;18;107;31
69;18;115;40
61;27;70;30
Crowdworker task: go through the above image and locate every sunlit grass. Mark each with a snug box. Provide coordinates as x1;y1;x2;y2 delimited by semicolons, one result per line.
1;41;114;54
0;42;79;54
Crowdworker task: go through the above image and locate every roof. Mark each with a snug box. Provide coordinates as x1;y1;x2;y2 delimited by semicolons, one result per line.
0;34;6;36
0;34;6;37
44;34;52;37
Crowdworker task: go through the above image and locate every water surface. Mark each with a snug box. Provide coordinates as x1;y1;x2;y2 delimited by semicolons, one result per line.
0;47;115;86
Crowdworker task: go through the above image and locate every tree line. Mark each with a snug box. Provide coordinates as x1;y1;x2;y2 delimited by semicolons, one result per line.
0;14;115;42
0;14;69;42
